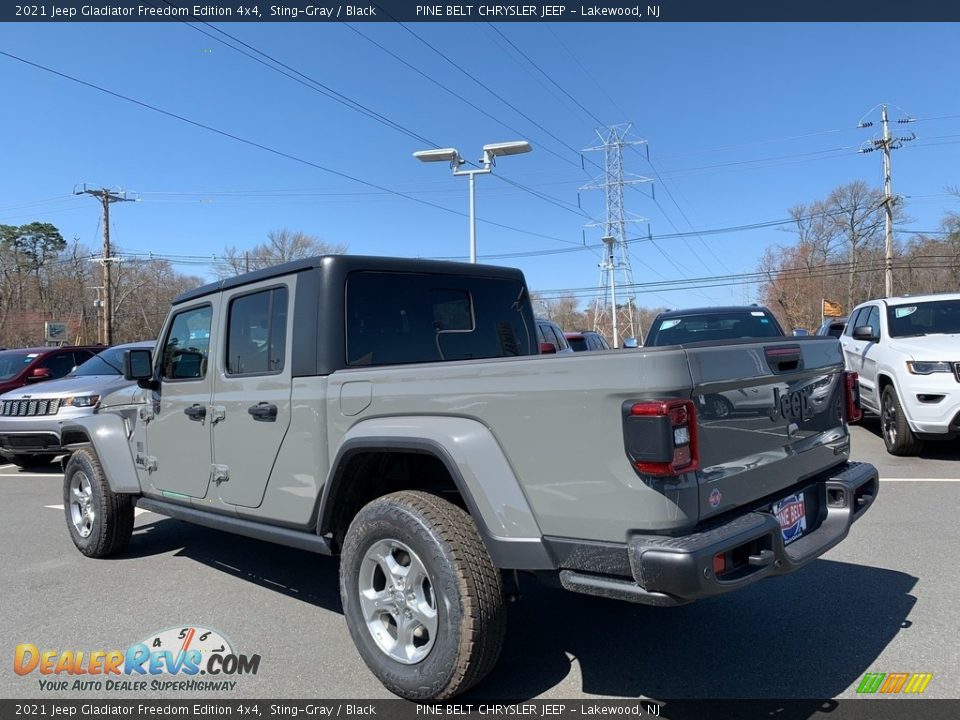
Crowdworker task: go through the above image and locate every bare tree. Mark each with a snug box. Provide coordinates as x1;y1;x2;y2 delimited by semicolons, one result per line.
218;229;346;278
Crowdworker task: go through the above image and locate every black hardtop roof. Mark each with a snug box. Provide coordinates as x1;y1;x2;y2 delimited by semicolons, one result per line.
173;254;528;305
655;304;774;319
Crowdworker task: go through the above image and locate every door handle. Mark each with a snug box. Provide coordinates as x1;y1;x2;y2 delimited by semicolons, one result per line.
184;404;206;422
247;402;277;422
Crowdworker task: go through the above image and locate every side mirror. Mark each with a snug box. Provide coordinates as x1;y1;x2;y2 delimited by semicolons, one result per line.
123;349;154;386
538;341;557;355
622;337;639;348
26;367;52;382
852;325;878;342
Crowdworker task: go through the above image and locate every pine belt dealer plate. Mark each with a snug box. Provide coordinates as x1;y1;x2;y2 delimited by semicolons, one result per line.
772;492;807;545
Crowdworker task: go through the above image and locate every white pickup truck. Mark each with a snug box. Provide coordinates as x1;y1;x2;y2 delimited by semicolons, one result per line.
840;292;960;455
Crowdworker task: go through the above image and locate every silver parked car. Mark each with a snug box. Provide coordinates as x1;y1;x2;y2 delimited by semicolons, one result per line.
0;341;153;468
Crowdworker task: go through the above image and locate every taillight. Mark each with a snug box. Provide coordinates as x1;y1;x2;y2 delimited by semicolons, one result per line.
623;399;699;477
844;372;863;423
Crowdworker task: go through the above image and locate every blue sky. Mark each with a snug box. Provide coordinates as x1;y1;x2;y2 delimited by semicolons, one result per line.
2;21;959;308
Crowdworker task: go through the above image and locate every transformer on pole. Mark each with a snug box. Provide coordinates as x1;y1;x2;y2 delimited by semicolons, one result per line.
581;124;652;346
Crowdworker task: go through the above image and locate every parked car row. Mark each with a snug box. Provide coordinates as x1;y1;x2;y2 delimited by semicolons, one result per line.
0;341;152;468
535;318;612;354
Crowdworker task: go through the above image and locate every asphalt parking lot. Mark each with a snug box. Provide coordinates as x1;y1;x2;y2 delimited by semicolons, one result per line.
2;419;958;701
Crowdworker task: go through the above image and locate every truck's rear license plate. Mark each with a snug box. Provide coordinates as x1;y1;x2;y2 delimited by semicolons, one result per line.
773;492;807;545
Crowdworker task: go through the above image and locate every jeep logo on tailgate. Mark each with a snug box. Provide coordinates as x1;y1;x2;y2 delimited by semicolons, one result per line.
769;386;813;422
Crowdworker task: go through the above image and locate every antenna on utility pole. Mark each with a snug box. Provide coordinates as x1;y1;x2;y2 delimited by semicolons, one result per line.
858;105;915;297
581;124;652;346
74;184;137;344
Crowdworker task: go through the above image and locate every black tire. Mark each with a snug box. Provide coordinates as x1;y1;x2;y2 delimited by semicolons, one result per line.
881;385;922;456
704;395;733;419
339;490;505;700
63;448;134;558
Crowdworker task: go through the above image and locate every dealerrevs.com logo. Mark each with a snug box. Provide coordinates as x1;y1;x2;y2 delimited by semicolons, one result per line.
14;626;261;692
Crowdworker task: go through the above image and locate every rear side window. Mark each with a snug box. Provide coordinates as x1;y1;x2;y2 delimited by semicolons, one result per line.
226;287;288;375
161;305;213;380
346;272;533;366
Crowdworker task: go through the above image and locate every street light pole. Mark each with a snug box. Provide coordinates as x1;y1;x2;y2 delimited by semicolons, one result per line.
414;141;532;263
467;170;477;264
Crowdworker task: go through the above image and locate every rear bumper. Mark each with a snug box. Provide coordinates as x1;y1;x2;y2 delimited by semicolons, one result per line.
556;461;878;606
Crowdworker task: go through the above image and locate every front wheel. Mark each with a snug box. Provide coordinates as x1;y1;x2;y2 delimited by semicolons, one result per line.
63;448;134;558
339;490;505;700
881;385;922;456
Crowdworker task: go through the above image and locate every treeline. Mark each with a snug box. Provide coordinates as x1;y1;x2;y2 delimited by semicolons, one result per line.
0;222;202;347
758;181;960;332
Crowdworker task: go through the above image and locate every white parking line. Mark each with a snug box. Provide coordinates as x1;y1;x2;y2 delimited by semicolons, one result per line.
45;504;153;516
1;472;62;478
882;478;960;482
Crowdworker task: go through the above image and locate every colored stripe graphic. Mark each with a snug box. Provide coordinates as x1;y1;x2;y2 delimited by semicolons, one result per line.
857;672;932;694
904;674;933;694
857;673;885;694
880;673;909;693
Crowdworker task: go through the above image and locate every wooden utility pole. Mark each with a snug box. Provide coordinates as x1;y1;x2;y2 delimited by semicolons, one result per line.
858;106;915;297
75;186;135;344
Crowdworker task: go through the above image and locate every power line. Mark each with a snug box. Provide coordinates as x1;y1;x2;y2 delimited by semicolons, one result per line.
392;22;601;173
171;14;587;221
0;49;583;249
487;24;606;129
544;25;631;123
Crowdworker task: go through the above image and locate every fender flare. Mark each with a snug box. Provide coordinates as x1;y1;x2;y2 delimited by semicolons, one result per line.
60;415;141;494
319;416;554;570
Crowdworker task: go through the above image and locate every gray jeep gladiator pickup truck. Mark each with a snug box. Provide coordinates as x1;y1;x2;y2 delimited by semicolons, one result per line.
59;255;878;700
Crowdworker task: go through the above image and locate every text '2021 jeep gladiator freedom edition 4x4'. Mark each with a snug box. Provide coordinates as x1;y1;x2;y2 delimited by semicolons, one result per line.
59;256;877;700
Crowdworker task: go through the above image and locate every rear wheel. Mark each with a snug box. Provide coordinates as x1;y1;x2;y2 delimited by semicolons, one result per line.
881;385;922;456
339;490;505;700
63;448;134;558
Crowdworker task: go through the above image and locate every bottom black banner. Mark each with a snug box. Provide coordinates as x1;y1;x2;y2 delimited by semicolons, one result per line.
2;699;958;720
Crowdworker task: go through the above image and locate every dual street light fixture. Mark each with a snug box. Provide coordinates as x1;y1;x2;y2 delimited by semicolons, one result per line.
413;141;532;263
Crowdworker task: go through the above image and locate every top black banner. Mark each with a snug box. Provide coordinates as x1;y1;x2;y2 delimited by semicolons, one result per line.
4;0;960;22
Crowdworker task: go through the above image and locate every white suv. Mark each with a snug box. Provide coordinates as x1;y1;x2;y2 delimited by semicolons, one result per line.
840;293;960;455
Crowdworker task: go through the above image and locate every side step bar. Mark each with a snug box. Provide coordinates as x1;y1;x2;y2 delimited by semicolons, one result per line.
135;498;334;555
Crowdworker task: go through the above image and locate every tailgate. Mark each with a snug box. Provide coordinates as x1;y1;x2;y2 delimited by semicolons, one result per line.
685;338;849;521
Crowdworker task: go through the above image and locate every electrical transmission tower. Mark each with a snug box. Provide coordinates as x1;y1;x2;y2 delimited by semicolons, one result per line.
74;184;136;345
858;104;915;297
581;124;652;347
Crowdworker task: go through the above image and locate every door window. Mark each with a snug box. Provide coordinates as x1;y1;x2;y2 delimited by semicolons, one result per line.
39;352;78;379
845;308;867;336
864;306;881;337
226;287;288;376
161;305;213;380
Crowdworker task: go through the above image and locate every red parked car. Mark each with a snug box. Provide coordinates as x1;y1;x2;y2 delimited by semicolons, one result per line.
0;346;105;396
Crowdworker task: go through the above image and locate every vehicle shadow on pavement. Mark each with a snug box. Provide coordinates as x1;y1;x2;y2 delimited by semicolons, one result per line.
125;517;343;611
470;560;917;703
7;462;63;473
122;519;917;706
858;417;960;460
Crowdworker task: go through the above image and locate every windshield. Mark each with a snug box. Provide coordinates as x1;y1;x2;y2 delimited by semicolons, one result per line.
646;310;783;346
887;300;960;337
71;346;127;376
0;352;35;380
